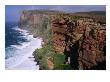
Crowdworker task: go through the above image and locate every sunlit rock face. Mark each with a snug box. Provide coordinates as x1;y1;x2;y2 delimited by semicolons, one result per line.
52;16;106;69
20;10;106;70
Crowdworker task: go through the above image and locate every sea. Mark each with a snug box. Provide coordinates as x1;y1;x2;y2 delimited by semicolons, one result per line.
5;22;42;70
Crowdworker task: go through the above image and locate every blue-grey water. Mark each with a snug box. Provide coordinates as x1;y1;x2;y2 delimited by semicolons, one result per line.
5;22;42;70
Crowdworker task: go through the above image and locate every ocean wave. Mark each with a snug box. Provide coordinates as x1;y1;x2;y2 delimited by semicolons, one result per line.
11;42;30;50
11;26;29;36
5;27;42;70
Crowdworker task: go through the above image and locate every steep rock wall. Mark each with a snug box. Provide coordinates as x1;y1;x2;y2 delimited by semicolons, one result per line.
19;11;106;70
19;10;51;42
51;16;106;69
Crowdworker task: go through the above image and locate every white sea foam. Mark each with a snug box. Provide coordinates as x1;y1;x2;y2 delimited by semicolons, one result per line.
11;42;30;50
5;27;42;70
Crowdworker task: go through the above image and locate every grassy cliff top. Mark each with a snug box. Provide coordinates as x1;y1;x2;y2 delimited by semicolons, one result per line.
22;10;105;24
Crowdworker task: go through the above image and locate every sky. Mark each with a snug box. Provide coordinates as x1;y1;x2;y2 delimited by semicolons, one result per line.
5;5;106;22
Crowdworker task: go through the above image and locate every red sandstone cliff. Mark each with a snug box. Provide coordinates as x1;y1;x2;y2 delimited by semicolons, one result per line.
51;16;106;69
19;10;106;70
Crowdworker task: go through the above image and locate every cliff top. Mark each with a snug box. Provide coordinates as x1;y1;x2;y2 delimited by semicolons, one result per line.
21;10;106;24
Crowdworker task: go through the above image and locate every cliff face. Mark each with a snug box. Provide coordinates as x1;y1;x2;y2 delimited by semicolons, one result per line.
52;16;106;69
19;10;106;70
19;10;52;42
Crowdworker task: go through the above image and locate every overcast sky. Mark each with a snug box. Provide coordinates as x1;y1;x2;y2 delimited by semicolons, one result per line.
5;5;106;22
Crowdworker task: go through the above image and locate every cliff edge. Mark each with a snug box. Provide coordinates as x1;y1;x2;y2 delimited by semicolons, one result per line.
19;10;106;70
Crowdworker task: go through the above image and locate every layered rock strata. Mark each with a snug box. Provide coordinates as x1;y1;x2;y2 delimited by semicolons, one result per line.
51;16;106;69
20;11;106;70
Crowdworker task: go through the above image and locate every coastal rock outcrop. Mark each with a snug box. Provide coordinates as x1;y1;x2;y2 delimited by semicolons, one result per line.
51;16;106;69
19;10;106;70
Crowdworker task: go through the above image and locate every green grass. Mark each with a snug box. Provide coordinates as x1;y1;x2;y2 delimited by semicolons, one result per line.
33;43;72;70
33;41;73;70
60;64;72;70
53;54;72;70
53;54;65;69
33;42;55;69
